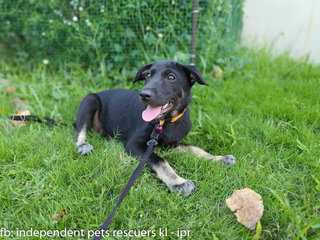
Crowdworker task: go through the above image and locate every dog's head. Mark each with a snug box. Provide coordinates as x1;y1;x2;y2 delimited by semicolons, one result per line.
133;60;208;122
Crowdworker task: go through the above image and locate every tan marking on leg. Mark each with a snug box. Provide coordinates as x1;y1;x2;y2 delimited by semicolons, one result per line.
153;161;186;188
92;110;102;133
76;125;87;147
173;145;224;162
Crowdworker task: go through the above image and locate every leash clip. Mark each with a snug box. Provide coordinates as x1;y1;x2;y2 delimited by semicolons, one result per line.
149;122;163;142
147;139;158;146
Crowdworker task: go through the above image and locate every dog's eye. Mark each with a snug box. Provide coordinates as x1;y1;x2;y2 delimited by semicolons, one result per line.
168;74;175;81
145;72;151;79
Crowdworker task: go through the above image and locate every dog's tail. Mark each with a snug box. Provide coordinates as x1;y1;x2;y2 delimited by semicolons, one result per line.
7;115;66;126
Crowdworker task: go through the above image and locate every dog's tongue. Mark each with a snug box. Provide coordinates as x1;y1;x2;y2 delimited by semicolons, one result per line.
142;105;162;122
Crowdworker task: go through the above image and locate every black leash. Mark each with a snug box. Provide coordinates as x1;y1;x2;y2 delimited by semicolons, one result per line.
7;114;164;240
92;123;163;240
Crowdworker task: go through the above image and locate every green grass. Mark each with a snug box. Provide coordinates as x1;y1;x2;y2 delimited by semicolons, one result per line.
0;50;320;239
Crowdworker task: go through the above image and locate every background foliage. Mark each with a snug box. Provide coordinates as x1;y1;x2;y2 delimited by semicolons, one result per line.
0;0;242;74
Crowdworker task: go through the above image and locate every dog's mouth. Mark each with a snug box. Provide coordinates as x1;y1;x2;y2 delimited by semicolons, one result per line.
142;101;174;122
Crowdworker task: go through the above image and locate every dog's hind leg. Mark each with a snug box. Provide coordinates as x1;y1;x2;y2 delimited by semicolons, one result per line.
173;145;237;165
75;94;101;155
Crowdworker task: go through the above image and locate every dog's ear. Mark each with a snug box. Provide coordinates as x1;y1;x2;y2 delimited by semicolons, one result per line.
133;63;153;83
181;64;209;86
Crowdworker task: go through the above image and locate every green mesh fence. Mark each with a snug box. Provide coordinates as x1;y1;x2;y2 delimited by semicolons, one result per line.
0;0;242;71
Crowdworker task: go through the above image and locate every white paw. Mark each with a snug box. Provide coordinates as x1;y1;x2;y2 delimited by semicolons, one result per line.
77;143;93;155
170;180;196;196
221;155;238;165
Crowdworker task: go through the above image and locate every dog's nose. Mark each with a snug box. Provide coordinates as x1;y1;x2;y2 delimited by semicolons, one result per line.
139;90;152;101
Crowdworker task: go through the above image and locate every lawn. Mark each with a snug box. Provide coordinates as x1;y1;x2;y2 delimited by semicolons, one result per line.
0;51;320;239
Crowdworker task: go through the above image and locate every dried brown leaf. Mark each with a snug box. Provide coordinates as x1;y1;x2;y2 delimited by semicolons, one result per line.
211;65;223;78
53;209;67;222
226;188;264;230
6;86;16;94
11;97;28;110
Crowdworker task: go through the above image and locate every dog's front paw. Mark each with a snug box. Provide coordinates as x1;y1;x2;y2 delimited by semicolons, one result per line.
221;155;238;165
77;143;93;155
170;180;196;196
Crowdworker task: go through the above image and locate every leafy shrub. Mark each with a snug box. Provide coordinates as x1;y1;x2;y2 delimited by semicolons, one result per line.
0;0;242;72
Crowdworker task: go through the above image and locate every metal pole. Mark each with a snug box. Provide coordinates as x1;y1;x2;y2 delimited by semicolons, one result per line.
190;0;199;65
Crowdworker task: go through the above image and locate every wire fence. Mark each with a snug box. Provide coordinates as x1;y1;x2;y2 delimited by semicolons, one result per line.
0;0;242;72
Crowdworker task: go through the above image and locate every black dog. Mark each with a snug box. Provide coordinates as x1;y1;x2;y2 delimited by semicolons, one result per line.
75;60;236;196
